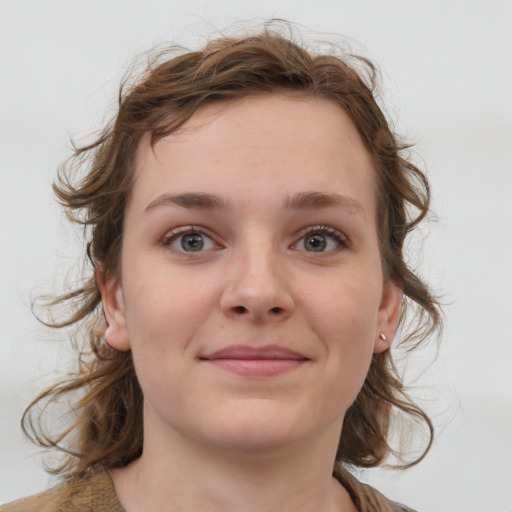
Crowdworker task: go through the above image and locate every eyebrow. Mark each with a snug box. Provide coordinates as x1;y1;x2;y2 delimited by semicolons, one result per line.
145;192;233;212
284;191;366;217
144;190;365;217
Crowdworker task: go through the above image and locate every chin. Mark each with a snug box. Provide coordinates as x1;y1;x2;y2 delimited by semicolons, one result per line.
210;426;304;455
197;401;328;455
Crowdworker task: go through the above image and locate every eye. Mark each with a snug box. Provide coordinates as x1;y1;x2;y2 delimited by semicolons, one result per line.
293;226;348;253
163;227;217;253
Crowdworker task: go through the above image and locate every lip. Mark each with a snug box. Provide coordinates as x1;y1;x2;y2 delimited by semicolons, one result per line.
200;345;309;377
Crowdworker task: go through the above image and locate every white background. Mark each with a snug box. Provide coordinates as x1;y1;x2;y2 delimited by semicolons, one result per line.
1;1;511;510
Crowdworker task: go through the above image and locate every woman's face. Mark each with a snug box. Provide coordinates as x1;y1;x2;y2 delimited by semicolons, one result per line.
102;95;401;455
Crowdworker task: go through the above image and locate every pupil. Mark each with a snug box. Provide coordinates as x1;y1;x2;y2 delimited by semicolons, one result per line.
181;234;204;251
306;234;326;252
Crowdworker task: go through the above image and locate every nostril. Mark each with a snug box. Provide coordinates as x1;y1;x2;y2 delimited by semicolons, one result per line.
233;305;248;314
269;306;283;315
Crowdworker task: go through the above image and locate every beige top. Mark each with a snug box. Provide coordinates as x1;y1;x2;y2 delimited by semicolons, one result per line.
0;466;416;512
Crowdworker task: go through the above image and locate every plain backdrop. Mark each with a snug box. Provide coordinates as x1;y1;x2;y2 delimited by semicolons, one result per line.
1;1;511;510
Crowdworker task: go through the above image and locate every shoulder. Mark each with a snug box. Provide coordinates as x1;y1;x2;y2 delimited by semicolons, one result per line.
0;466;124;512
0;483;68;512
335;466;418;512
356;481;418;512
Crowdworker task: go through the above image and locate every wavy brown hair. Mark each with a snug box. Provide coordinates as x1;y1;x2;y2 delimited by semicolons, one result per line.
23;23;441;479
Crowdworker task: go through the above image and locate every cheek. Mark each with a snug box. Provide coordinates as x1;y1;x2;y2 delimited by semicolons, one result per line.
301;275;381;391
301;271;381;341
122;267;220;358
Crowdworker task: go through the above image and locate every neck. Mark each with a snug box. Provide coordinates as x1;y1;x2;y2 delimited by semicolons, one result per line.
110;414;356;512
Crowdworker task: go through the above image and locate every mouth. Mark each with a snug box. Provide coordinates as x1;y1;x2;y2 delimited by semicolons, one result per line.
200;345;309;377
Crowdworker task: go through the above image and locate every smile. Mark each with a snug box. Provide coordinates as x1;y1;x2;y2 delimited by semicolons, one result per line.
200;345;309;377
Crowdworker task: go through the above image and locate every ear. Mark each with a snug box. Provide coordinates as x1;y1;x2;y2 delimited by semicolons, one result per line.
374;281;403;353
96;268;131;352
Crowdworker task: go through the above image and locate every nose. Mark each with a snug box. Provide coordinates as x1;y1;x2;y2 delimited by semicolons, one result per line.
220;243;294;323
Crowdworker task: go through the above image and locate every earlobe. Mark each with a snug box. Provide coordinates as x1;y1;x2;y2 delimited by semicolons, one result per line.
96;269;131;352
374;281;403;354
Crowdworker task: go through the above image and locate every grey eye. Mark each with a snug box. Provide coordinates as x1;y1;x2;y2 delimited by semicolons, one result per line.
166;231;216;252
304;234;327;252
180;233;205;252
294;228;347;253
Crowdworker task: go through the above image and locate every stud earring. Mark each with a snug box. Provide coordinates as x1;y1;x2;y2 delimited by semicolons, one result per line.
379;332;387;341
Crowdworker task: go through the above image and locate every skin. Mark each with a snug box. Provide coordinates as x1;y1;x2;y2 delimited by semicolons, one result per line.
101;94;402;512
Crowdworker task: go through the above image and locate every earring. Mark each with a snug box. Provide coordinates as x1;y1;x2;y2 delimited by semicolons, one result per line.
379;332;387;341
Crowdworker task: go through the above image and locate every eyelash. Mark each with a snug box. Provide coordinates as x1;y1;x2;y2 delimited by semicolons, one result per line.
294;225;350;252
161;225;218;251
161;224;349;253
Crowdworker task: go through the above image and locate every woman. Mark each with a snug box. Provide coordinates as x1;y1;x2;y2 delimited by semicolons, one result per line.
1;25;440;512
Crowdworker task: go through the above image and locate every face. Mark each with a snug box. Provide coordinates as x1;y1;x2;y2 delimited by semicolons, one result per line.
102;95;401;456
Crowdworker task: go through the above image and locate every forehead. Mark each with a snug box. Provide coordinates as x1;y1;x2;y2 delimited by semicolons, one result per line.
131;94;376;216
140;94;370;159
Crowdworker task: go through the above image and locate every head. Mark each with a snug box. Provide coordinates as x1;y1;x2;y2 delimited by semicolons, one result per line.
25;25;440;476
